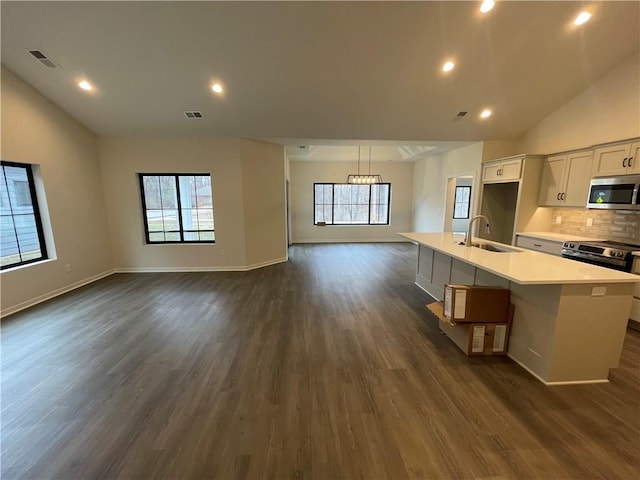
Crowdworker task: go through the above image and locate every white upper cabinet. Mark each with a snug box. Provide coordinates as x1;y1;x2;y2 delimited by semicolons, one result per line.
592;141;640;176
482;156;523;183
538;151;593;207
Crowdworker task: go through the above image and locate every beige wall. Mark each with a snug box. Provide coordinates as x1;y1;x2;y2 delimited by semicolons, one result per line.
481;140;523;161
98;136;287;271
413;143;484;232
241;140;288;266
1;66;113;316
290;160;414;242
522;52;640;154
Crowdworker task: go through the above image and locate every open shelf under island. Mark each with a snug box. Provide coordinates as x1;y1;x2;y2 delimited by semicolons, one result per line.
399;232;639;385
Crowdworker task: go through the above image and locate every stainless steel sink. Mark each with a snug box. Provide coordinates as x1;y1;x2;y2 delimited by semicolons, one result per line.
472;242;520;252
458;241;522;253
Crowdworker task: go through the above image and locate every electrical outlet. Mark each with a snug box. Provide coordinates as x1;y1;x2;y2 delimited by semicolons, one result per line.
555;215;562;225
220;249;226;256
65;264;72;273
586;218;593;227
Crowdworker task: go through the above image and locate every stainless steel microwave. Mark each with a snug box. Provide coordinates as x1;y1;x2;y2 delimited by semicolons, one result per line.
587;175;640;210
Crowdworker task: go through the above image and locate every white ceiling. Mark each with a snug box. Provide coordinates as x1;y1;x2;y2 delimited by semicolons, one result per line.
2;1;639;160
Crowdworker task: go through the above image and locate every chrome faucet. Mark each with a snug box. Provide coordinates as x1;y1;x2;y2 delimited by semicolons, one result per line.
465;215;491;247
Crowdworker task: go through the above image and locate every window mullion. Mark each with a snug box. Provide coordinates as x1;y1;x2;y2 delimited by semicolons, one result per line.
331;184;335;225
2;166;22;262
367;185;372;225
157;176;166;241
175;175;184;241
26;165;47;260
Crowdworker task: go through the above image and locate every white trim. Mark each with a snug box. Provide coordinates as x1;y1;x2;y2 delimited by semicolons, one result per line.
544;379;610;386
0;257;56;274
1;257;289;317
506;354;610;385
414;281;436;299
292;238;407;244
1;269;115;318
113;257;288;274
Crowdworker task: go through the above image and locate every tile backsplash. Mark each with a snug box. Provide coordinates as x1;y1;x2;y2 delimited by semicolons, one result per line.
549;208;640;243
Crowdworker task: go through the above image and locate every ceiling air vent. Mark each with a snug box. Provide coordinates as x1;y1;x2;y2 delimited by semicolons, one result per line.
184;111;203;119
28;49;59;69
453;111;468;121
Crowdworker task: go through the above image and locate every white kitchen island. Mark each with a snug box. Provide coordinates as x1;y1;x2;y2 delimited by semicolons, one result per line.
399;232;639;385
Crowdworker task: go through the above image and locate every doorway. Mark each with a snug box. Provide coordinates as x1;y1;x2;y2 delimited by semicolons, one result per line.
444;174;475;234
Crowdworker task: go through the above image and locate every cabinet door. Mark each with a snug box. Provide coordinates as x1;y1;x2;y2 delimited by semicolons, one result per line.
592;143;632;176
482;162;502;182
499;158;523;181
563;151;593;206
628;142;640;174
538;155;566;206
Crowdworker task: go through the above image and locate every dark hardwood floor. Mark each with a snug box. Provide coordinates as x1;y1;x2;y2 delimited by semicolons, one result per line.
1;242;639;479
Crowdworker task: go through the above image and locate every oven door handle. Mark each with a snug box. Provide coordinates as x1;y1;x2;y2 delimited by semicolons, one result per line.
561;250;628;268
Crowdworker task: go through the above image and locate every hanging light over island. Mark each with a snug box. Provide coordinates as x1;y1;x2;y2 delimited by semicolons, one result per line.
346;146;383;184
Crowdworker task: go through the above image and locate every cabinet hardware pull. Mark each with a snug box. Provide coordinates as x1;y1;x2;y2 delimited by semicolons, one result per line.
534;243;542;247
629;156;633;167
623;157;628;168
557;193;561;200
561;192;566;200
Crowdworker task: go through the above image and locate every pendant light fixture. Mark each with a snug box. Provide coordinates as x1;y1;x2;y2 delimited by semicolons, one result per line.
346;146;383;184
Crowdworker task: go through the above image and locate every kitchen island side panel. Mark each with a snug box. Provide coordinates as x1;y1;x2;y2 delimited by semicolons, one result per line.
507;283;561;382
545;282;634;383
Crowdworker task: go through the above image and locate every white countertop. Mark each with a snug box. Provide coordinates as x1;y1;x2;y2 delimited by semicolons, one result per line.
515;231;601;242
399;232;639;285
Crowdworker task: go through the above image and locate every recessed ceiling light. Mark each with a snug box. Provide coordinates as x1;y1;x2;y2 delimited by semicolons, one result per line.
78;80;93;91
442;61;455;72
574;11;592;26
211;83;224;94
480;0;495;14
480;109;492;119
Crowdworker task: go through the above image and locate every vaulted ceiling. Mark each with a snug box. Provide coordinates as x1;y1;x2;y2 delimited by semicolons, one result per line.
2;1;638;159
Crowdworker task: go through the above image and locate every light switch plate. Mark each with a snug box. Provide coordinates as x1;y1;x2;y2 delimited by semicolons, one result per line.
586;218;593;227
555;215;562;225
591;286;607;297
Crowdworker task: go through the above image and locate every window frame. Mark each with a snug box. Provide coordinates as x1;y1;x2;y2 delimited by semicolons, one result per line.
138;173;215;244
453;185;472;219
1;160;48;270
313;182;391;226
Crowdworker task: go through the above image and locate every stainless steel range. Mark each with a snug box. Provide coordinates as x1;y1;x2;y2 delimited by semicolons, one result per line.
561;240;639;272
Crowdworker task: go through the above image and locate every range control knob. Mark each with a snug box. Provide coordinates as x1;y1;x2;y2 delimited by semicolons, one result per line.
609;250;617;257
616;251;625;258
569;243;575;248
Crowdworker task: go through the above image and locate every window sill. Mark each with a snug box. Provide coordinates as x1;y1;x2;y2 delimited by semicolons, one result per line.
1;257;56;274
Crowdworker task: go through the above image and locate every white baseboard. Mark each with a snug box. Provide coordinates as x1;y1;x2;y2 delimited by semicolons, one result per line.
506;354;610;385
1;269;116;318
113;257;288;274
1;258;290;318
292;238;408;244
